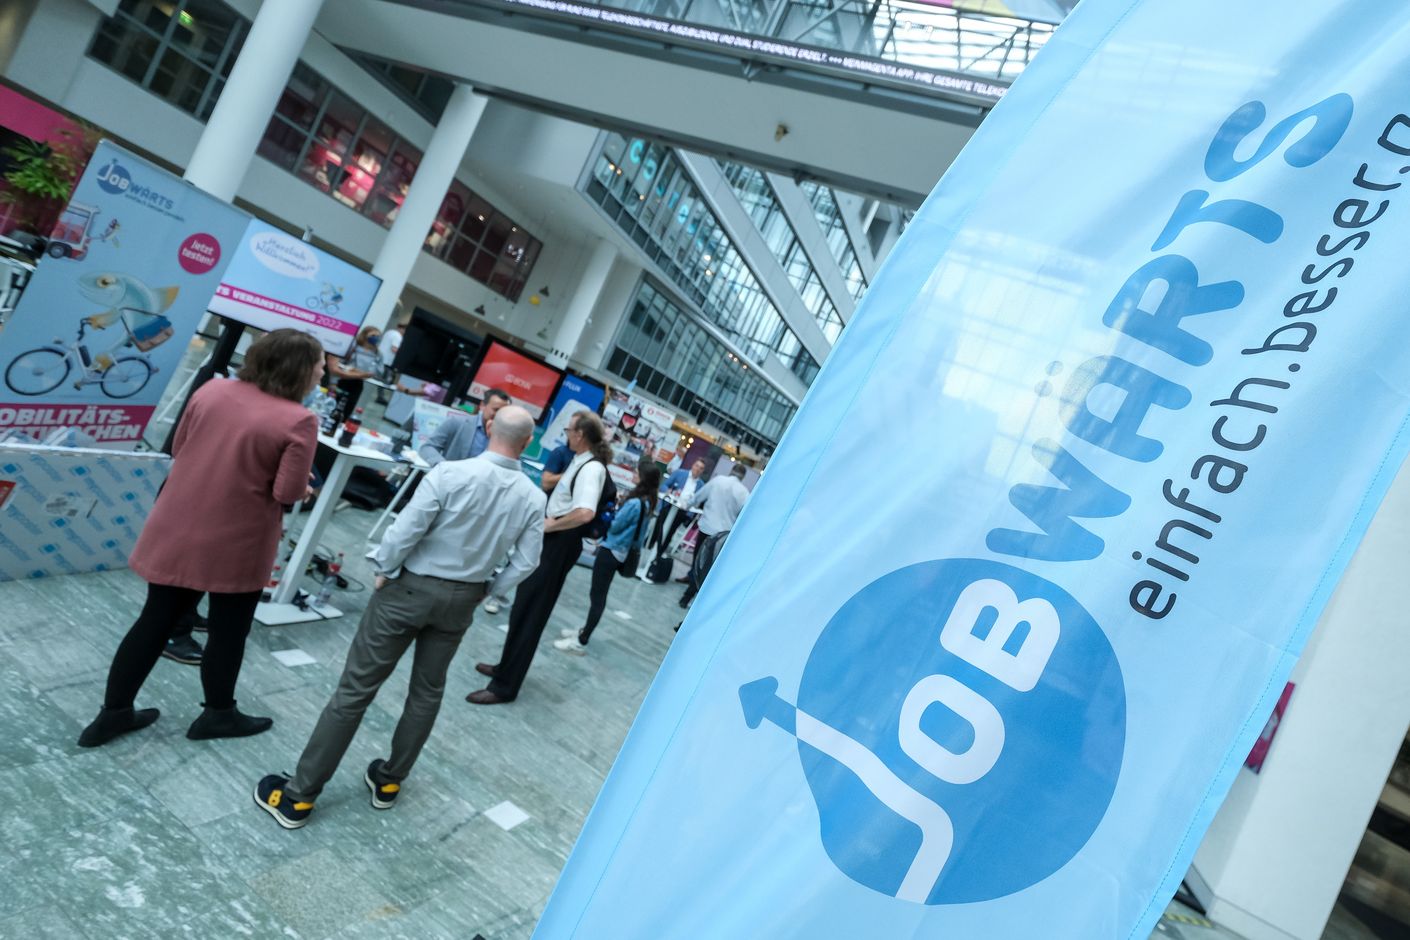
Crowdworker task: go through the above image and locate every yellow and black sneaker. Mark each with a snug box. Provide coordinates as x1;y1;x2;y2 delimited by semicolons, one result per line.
365;759;401;810
254;774;314;829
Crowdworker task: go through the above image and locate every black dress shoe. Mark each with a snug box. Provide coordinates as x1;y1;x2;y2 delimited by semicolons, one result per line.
77;706;160;748
474;662;497;678
466;689;511;705
162;634;204;666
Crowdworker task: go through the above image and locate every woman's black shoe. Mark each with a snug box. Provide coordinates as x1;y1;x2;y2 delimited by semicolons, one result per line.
186;703;273;740
77;706;160;748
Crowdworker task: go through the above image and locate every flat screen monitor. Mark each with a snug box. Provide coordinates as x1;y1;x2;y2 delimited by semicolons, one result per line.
469;339;561;419
394;308;482;385
207;220;380;357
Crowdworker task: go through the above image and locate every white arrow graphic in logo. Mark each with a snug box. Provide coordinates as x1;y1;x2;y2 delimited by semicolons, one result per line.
739;676;955;903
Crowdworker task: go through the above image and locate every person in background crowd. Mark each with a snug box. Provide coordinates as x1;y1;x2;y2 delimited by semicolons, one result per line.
665;443;688;476
649;458;706;554
555;463;660;657
679;463;751;608
482;409;578;617
327;325;381;412
418;388;511;466
539;439;575;494
374;318;405;404
255;407;545;829
78;329;324;747
470;411;612;704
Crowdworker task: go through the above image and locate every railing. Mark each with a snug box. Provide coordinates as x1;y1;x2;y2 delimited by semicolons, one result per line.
469;0;1057;95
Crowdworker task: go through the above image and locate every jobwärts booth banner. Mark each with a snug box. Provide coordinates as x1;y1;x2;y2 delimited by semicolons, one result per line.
0;141;247;446
538;3;1410;938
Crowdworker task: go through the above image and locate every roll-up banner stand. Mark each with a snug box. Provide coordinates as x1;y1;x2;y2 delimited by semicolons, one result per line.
531;373;607;461
538;3;1410;938
0;141;248;447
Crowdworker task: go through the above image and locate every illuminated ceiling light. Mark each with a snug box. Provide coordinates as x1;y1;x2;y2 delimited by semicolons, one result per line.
178;10;195;27
477;214;485;221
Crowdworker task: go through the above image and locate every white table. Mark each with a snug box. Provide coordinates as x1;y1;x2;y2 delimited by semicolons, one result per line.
255;433;426;625
365;455;430;545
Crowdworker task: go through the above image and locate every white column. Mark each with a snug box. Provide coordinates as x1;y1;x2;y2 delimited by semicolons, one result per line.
362;83;488;332
545;239;616;368
1189;457;1410;939
183;0;325;200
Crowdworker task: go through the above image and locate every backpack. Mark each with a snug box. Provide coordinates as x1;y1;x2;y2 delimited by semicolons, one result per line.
690;530;730;592
646;554;674;583
569;458;617;539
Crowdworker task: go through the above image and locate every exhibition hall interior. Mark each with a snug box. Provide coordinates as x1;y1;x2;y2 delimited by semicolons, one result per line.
0;1;1407;938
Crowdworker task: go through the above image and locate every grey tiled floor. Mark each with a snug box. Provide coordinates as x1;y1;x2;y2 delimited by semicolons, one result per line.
0;335;1299;938
0;496;688;938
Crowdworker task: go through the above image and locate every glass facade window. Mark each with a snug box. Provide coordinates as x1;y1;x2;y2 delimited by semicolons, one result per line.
720;161;845;349
610;279;797;451
351;55;455;124
584;134;819;382
88;9;542;302
88;0;247;122
799;180;869;303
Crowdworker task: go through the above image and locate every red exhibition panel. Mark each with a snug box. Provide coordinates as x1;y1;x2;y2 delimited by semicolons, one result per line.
468;341;560;418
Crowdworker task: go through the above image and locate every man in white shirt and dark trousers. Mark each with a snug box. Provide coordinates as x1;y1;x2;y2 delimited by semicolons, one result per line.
254;406;546;829
469;410;613;705
679;463;751;607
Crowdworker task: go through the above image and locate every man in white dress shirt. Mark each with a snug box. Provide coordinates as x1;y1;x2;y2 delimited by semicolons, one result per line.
679;463;751;606
255;406;546;829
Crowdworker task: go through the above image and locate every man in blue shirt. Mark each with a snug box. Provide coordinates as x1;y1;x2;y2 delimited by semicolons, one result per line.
418;388;511;466
649;458;705;554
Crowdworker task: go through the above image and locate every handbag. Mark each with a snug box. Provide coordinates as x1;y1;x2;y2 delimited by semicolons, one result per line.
617;498;649;577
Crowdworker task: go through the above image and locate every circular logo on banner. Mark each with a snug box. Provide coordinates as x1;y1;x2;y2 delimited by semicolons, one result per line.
96;159;132;194
738;559;1125;905
178;233;220;274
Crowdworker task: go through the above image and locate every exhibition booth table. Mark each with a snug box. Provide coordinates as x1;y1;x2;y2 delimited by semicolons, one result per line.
254;432;428;626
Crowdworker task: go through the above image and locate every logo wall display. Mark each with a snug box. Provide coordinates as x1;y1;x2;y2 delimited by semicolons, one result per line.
741;560;1125;905
0;444;168;582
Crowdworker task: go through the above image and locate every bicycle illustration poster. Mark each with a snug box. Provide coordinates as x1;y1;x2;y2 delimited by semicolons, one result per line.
0;140;247;447
207;219;380;357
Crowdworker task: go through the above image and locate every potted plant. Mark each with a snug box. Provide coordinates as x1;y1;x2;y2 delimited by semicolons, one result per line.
0;121;100;245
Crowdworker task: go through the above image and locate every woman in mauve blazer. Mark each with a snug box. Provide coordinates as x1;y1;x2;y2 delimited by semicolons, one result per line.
79;329;325;748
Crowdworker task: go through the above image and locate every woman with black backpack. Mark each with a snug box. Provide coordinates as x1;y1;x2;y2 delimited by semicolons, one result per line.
555;463;661;657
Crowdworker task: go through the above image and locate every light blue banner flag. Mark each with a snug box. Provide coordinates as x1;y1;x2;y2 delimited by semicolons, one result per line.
538;2;1410;937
